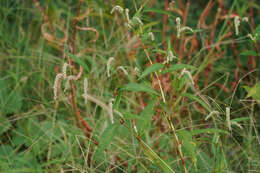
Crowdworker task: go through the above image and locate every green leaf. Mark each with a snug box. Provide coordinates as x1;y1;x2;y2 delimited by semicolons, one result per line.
191;128;229;136
139;63;164;80
177;130;197;168
137;100;156;132
139;139;175;173
230;117;250;123
240;50;258;56
123;113;142;120
0;116;11;135
152;49;167;54
0;79;22;115
243;82;260;103
183;93;211;112
162;64;196;74
0;145;13;157
94;123;119;162
65;48;90;72
142;21;159;30
120;83;159;95
255;24;260;35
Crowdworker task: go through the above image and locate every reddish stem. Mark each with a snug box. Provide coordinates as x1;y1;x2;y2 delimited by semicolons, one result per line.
72;0;83;54
162;0;168;50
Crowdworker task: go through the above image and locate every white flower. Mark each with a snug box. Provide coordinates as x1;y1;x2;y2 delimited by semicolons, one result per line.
62;63;69;78
166;50;177;63
148;32;155;41
205;111;220;120
125;8;130;22
176;17;193;38
54;73;64;100
53;62;71;100
107;57;114;77
242;17;248;22
226;107;231;131
179;26;194;34
117;66;128;76
179;68;194;85
109;98;115;124
133;124;138;133
176;17;181;38
247;33;257;41
134;67;140;76
234;16;240;35
111;5;124;14
83;78;88;104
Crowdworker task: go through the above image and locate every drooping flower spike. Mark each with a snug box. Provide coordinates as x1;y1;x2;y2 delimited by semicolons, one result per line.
107;57;114;78
110;5;124;14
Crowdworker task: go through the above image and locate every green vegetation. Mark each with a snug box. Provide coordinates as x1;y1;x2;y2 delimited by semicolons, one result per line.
0;0;259;172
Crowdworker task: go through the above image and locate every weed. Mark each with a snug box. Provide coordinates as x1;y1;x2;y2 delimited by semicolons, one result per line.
0;0;259;172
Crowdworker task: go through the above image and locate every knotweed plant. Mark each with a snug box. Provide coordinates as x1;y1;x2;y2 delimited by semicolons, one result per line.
25;0;260;172
176;17;194;38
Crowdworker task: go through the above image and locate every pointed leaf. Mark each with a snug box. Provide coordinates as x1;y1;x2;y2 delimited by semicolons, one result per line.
183;93;211;112
0;116;11;135
137;100;156;132
139;139;175;173
240;50;258;56
139;63;164;80
243;82;260;103
162;64;196;74
255;24;260;34
65;49;90;72
177;130;197;167
0;79;22;115
191;128;229;136
94;123;119;161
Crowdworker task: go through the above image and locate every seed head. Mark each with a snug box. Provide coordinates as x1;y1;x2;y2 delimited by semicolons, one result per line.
109;98;115;124
176;17;181;38
134;67;140;76
166;50;177;63
117;66;128;76
64;75;77;92
234;16;240;35
111;5;124;14
133;17;143;26
242;17;248;22
62;63;69;78
176;17;193;38
205;111;220;120
54;73;64;100
148;32;155;41
179;68;194;85
247;33;257;41
179;26;194;34
226;107;231;131
107;57;114;77
125;8;130;22
83;78;88;104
